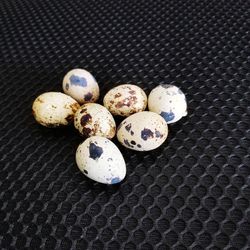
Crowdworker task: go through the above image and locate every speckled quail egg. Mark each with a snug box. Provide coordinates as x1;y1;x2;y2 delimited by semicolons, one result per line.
148;84;187;124
117;111;168;151
74;103;116;139
103;84;147;116
76;136;126;184
62;68;100;104
32;92;80;127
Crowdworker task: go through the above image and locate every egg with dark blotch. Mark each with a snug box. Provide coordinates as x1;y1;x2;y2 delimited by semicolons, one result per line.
74;103;116;139
148;84;187;124
103;84;147;116
76;136;126;184
32;92;80;127
117;111;168;151
62;68;99;104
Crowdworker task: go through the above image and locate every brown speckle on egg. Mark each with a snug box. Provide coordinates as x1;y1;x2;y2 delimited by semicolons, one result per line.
66;114;74;123
80;108;87;114
81;114;92;126
37;98;44;103
114;93;122;98
70;102;80;113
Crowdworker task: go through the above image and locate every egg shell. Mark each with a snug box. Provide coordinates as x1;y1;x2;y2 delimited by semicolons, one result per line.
148;84;187;124
76;136;126;184
32;92;80;127
117;111;168;151
103;84;147;116
74;103;116;139
62;68;100;104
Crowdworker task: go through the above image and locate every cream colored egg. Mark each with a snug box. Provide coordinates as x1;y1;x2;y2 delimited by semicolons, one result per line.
76;136;126;184
32;92;80;127
74;103;116;139
148;84;187;124
103;84;147;116
62;68;99;104
117;111;168;151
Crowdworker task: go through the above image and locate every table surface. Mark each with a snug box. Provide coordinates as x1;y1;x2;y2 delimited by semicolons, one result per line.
0;0;250;249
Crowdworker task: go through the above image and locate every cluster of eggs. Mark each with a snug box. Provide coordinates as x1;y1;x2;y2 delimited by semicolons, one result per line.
32;69;187;184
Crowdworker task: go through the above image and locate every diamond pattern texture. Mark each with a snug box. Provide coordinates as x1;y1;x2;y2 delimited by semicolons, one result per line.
0;0;250;249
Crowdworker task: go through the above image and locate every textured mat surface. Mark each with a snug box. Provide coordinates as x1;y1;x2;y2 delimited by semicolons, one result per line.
1;0;250;249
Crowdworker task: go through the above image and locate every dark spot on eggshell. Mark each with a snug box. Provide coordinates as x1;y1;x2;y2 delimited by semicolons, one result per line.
107;120;116;139
130;96;137;104
65;114;74;123
80;108;87;114
124;139;133;148
155;130;163;138
89;143;103;160
137;144;142;148
65;83;69;90
81;114;92;126
141;128;154;141
83;169;88;175
37;98;44;103
84;92;93;101
82;127;92;137
160;84;172;89
108;158;113;161
70;103;81;113
131;140;136;145
70;74;87;87
160;111;175;122
115;101;126;108
130;131;134;136
129;90;136;95
92;122;102;136
114;93;122;98
125;123;132;132
115;96;137;109
111;177;121;184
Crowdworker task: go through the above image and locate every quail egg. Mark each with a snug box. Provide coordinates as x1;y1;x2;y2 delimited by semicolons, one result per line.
62;68;99;104
117;111;168;151
74;103;116;139
148;84;187;124
76;136;126;184
103;84;147;116
32;92;80;127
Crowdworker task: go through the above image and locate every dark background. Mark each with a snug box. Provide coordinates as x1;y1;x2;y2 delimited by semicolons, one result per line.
0;0;250;249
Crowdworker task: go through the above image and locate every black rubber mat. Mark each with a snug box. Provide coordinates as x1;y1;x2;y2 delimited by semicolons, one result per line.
1;0;250;249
